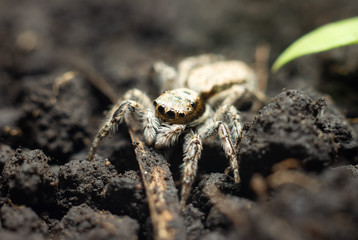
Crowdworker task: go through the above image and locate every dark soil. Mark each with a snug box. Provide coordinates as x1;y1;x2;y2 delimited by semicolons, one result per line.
1;0;358;239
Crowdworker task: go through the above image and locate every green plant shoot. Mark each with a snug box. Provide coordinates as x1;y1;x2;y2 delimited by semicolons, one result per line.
272;16;358;72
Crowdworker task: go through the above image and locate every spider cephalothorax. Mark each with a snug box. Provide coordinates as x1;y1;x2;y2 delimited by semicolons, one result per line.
153;88;205;125
87;54;266;209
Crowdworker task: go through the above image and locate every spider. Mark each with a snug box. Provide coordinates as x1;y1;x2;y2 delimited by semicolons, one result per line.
87;54;266;209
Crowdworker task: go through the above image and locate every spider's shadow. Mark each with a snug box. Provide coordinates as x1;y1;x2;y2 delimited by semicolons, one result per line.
166;139;228;186
107;125;139;173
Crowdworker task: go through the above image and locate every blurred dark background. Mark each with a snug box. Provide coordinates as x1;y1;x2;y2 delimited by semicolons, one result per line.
1;0;358;121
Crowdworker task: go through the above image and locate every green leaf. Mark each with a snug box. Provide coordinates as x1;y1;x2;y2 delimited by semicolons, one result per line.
272;16;358;72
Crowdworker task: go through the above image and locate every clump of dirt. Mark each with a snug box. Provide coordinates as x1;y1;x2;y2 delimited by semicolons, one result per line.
0;144;14;173
0;204;48;239
18;73;92;163
199;168;358;240
0;147;148;238
57;156;147;220
240;89;357;194
56;203;139;240
1;149;58;214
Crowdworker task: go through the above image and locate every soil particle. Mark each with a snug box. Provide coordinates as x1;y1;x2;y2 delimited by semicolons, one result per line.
335;164;358;177
1;148;58;211
0;144;14;204
240;89;358;193
0;144;14;173
57;203;139;240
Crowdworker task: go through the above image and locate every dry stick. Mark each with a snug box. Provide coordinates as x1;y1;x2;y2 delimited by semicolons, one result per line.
255;43;270;93
348;118;358;124
68;56;186;240
61;53;118;103
128;120;186;240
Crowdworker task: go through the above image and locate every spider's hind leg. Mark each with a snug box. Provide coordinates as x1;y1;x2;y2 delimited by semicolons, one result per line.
208;85;267;112
214;104;243;149
198;120;240;183
150;62;177;92
214;104;243;180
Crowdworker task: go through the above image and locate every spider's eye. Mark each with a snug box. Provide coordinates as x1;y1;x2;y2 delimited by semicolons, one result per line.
153;101;157;107
158;106;165;115
191;102;196;109
179;113;185;118
166;110;175;119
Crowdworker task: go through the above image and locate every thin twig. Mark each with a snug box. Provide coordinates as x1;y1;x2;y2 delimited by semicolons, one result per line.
255;43;270;93
60;53;118;103
128;121;186;240
348;118;358;124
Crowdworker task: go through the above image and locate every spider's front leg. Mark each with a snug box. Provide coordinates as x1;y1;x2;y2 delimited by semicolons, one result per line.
154;123;186;149
87;89;159;161
180;118;241;209
180;131;203;210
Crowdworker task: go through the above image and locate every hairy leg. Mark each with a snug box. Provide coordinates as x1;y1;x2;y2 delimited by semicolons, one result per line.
198;120;240;183
214;105;243;148
180;131;203;210
154;123;186;149
150;62;177;92
208;85;267;111
123;88;153;109
88;89;158;160
123;89;160;145
88;100;143;160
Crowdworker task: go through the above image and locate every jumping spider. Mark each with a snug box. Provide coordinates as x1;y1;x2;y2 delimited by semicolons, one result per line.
87;54;266;209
